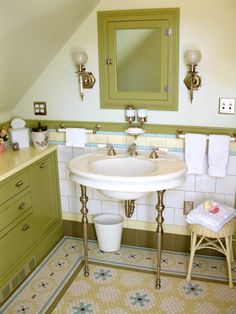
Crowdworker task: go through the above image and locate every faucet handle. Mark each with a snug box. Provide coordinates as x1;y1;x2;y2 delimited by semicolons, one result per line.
107;144;117;156
149;148;159;159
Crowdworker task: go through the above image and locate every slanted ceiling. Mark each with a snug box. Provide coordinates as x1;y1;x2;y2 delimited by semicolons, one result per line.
0;0;101;116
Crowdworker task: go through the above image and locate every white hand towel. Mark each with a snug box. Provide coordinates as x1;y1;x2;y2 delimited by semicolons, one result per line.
208;135;230;177
185;133;207;174
186;201;236;232
66;128;86;147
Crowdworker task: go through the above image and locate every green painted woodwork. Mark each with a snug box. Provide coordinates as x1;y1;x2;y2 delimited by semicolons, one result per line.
25;119;236;137
30;153;61;239
0;150;63;303
97;8;179;110
0;212;37;279
0;188;31;233
0;170;30;206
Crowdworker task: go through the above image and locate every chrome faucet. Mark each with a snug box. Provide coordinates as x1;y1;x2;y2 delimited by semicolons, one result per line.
107;144;116;156
127;143;138;156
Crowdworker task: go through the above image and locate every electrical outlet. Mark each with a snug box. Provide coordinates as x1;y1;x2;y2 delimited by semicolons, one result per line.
218;98;235;115
34;101;47;115
183;201;194;215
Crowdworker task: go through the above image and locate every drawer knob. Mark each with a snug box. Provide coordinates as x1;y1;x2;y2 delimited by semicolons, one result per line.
40;162;47;168
18;202;26;210
21;224;30;231
15;180;24;188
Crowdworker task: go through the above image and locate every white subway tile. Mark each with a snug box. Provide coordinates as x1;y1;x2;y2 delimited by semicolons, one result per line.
174;208;188;227
102;200;121;214
184;192;205;208
107;134;126;145
137;204;156;223
204;193;225;203
227;156;236;175
176;174;195;191
164;190;185;209
87;199;102;215
68;197;80;212
145;137;167;148
58;162;69;179
195;174;216;193
163;207;175;225
57;145;73;162
89;134;108;144
61;196;69;211
60;179;76;197
216;176;236;194
224;194;235;208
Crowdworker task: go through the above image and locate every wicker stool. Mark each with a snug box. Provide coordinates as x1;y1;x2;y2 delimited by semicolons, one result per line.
186;218;236;288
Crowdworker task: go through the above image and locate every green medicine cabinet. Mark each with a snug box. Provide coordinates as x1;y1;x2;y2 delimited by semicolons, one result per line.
97;8;180;111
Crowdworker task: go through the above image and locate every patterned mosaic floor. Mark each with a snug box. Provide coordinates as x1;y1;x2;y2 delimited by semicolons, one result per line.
1;236;236;313
52;263;236;314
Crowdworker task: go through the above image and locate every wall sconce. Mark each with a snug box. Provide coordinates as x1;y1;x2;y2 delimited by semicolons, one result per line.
73;50;96;100
184;50;202;103
124;105;147;137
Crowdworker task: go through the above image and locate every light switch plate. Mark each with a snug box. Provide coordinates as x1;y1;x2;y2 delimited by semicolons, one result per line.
218;98;235;115
34;102;47;115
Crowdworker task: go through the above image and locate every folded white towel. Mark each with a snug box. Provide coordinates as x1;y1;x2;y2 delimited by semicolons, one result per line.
66;128;86;147
185;133;207;174
208;135;230;177
186;201;236;232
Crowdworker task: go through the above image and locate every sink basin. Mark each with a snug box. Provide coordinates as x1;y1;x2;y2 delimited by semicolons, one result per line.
68;153;187;200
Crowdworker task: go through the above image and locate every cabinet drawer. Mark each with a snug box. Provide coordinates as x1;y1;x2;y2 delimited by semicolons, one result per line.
0;190;32;233
0;170;30;205
0;212;36;278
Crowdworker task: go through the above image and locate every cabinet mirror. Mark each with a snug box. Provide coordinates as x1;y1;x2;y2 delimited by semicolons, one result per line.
97;8;179;110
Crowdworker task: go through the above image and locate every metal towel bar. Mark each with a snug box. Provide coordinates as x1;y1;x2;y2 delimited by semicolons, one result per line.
176;128;236;142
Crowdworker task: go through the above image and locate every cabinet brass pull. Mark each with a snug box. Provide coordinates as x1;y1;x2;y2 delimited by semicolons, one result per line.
18;202;26;210
15;180;24;188
21;224;30;231
105;57;112;65
40;162;47;168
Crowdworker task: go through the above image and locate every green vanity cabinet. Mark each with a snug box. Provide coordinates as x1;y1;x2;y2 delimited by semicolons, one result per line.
0;147;63;304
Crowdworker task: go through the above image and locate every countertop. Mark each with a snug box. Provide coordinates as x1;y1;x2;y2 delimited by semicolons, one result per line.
0;145;57;182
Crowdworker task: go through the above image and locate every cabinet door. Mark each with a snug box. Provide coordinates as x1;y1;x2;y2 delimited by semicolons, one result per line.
0;212;36;278
30;152;61;239
98;8;179;110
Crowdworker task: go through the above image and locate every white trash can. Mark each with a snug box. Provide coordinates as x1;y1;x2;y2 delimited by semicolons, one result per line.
94;214;124;252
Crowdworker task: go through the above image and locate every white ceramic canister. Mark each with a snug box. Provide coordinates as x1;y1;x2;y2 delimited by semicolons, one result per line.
31;130;48;149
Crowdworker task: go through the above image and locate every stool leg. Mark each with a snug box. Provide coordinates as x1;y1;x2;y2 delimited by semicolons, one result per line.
225;236;233;288
186;232;197;282
230;235;234;263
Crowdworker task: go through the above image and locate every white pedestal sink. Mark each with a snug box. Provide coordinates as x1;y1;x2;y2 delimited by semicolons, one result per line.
69;153;187;200
68;151;187;288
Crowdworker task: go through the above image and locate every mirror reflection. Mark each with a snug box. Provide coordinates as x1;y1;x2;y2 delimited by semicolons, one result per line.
116;29;161;92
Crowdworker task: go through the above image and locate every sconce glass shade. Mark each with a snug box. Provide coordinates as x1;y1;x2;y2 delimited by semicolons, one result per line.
137;109;147;118
125;105;136;118
74;50;88;65
184;50;201;65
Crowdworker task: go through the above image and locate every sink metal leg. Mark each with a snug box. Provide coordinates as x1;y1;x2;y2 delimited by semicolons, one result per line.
155;190;166;289
80;184;89;277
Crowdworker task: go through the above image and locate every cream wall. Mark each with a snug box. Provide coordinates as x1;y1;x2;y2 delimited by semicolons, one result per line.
14;0;236;128
0;110;13;123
